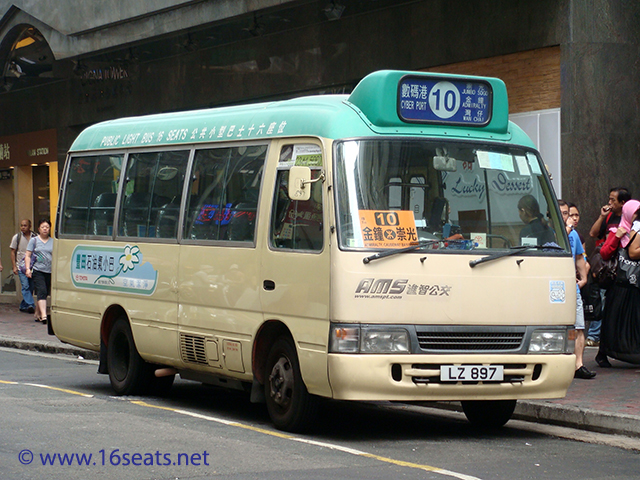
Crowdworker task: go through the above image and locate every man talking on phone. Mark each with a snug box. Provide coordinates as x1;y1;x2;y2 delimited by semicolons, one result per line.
589;187;631;247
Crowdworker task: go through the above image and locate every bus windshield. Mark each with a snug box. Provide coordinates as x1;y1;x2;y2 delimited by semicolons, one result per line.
335;139;568;253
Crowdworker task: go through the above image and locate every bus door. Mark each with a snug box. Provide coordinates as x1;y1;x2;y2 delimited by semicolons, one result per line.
113;149;190;363
178;144;268;374
259;141;331;396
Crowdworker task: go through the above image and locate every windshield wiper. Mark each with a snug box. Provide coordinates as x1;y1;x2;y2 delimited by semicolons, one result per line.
363;240;442;264
468;244;565;268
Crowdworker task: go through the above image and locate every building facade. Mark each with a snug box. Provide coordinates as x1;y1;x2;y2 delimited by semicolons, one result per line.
0;0;639;296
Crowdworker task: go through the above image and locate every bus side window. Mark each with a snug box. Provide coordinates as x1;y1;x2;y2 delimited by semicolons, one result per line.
118;150;189;239
60;155;122;236
185;145;266;242
270;168;323;251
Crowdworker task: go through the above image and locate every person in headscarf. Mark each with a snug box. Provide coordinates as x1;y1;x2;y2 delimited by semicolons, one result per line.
599;199;640;259
595;199;640;367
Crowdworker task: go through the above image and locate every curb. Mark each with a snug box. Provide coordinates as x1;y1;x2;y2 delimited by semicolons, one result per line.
0;335;99;360
514;400;640;438
396;399;640;439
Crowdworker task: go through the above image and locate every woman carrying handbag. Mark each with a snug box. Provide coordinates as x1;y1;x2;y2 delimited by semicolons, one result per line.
595;200;640;366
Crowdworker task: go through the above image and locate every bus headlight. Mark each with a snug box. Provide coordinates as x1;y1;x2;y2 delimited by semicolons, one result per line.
361;329;410;353
528;330;569;354
329;325;410;353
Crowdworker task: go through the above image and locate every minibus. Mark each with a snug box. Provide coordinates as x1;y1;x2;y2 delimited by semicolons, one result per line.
52;70;576;431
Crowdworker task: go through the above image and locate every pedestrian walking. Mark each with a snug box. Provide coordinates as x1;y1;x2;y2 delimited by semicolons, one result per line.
25;219;53;325
9;219;36;313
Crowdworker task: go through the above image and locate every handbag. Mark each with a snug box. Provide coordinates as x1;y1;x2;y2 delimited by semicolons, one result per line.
588;246;618;288
580;277;602;321
617;234;640;288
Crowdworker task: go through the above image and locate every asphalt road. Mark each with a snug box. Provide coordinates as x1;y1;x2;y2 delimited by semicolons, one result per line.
1;347;639;480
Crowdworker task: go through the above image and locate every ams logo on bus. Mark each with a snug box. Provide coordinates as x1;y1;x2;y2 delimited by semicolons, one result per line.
354;278;451;298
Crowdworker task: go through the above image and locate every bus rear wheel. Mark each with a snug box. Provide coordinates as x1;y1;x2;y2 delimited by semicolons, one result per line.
107;317;149;396
461;399;517;429
264;337;318;432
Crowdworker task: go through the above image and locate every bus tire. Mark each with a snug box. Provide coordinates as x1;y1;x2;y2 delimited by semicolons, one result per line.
264;337;318;432
461;399;517;429
107;317;148;396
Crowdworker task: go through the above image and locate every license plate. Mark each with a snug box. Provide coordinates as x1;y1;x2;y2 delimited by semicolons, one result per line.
440;365;504;382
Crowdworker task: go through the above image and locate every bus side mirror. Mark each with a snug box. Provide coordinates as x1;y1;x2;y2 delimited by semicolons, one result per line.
288;166;312;201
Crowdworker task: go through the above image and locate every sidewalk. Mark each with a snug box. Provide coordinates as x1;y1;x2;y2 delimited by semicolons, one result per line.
0;303;99;359
1;303;640;437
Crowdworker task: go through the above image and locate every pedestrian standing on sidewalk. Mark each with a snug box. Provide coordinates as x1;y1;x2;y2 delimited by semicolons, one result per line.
25;219;53;325
595;199;640;367
586;187;631;347
589;187;630;246
9;219;36;314
560;200;596;379
569;203;587;252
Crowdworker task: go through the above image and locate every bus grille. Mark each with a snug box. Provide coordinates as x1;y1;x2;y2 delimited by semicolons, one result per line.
416;331;524;351
180;334;208;364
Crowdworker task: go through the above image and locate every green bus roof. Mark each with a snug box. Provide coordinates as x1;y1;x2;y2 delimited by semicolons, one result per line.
69;70;534;152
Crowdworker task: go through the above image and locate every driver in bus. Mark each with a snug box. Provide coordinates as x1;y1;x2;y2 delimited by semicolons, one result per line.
518;195;556;245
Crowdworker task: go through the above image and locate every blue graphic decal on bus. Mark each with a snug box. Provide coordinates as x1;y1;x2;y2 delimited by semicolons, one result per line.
71;244;158;295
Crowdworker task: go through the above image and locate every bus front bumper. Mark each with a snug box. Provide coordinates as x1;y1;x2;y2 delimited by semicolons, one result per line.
327;353;575;401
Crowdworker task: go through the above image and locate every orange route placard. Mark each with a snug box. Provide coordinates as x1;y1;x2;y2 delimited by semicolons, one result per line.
358;210;418;248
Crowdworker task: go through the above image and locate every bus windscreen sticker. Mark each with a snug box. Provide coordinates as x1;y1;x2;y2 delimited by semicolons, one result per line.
71;244;158;295
398;76;492;126
278;144;322;168
549;281;566;304
526;152;543;175
358;210;418;248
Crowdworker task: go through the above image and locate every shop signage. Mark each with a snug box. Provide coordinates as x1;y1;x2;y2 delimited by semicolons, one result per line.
0;129;57;167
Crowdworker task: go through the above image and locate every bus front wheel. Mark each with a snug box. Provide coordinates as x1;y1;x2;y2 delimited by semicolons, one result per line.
264;337;318;432
107;317;149;395
461;400;517;429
